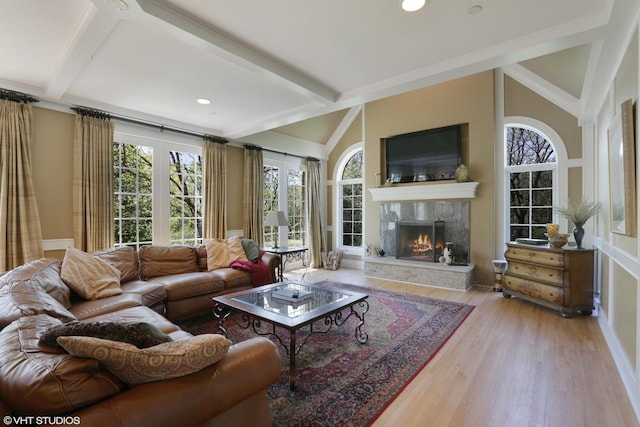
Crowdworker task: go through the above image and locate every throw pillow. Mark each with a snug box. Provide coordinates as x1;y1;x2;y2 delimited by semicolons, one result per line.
57;334;232;385
241;239;260;262
60;247;122;300
205;236;248;270
39;321;173;349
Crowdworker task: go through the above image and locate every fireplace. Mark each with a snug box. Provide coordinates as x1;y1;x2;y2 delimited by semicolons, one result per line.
395;220;445;262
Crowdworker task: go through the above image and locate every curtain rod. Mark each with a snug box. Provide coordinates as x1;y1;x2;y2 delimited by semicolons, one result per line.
71;106;228;144
0;88;39;104
249;144;318;162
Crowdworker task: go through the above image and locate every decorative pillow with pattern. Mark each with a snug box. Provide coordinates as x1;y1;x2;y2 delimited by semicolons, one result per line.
39;321;173;349
57;334;231;385
205;236;248;270
60;247;122;300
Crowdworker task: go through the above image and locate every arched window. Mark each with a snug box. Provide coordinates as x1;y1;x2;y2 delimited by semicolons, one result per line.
505;126;557;240
336;146;363;253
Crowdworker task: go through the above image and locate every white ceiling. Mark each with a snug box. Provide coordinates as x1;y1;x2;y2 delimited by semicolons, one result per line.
0;0;634;145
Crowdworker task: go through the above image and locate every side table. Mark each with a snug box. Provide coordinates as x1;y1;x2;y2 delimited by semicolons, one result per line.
262;246;308;281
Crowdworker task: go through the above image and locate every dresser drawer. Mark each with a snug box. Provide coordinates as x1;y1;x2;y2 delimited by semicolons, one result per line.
504;275;563;305
505;261;563;286
505;246;564;268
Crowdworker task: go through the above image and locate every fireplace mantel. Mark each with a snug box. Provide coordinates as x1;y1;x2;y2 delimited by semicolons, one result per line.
368;181;479;202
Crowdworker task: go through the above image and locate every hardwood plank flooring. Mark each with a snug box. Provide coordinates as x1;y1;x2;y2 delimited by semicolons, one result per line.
286;267;638;427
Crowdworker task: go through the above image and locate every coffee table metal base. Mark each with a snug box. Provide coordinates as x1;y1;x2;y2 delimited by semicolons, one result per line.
213;299;369;389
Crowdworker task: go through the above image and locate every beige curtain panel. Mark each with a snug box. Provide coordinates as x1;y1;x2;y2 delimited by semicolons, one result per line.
0;99;44;271
203;139;227;239
305;158;325;268
243;145;263;246
73;114;115;252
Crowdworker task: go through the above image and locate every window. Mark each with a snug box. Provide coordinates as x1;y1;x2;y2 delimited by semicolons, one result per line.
263;160;306;248
505;127;556;240
287;169;305;246
336;147;363;252
169;151;203;245
114;142;153;249
114;129;203;248
263;165;279;247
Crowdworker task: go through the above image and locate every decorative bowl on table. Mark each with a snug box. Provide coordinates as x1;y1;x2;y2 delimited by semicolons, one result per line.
544;232;569;248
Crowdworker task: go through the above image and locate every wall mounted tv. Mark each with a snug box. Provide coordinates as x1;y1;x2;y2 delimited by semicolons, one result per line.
382;124;464;183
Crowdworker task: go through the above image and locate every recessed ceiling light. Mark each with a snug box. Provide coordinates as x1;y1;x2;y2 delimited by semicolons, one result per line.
401;0;426;12
469;5;483;15
196;98;211;105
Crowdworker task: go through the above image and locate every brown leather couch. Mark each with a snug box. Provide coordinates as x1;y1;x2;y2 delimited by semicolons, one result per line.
0;245;283;427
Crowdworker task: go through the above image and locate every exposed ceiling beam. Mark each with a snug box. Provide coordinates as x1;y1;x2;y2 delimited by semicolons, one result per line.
45;2;121;99
135;0;339;104
503;63;581;118
325;105;362;155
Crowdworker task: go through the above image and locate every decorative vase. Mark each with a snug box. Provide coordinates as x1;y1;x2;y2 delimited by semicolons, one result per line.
573;222;585;249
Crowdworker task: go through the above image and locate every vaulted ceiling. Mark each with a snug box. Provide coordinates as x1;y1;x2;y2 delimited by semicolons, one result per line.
0;0;634;146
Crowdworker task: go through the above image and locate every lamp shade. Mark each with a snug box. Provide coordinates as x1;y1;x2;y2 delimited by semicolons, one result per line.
265;211;288;227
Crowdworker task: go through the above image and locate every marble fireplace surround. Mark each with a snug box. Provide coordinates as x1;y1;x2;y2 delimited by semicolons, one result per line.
379;201;470;259
364;201;474;291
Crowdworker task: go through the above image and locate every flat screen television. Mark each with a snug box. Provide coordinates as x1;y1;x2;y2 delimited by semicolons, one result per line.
383;124;463;183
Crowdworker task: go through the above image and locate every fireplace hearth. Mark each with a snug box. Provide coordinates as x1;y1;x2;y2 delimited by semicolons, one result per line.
396;220;444;262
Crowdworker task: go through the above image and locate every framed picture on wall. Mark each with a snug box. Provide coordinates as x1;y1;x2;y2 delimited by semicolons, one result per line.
608;98;636;236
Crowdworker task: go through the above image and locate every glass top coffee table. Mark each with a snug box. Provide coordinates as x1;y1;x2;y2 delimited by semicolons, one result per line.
212;281;369;389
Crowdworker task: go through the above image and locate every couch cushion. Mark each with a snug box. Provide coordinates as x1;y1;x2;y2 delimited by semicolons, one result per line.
205;236;248;270
58;334;231;385
92;246;140;283
139;245;198;279
39;320;173;349
147;272;225;300
69;293;142;320
0;279;76;330
0;258;71;308
61;247;122;300
0;315;124;416
120;280;167;307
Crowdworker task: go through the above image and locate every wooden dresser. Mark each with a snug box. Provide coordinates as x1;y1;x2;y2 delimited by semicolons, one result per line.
503;243;595;317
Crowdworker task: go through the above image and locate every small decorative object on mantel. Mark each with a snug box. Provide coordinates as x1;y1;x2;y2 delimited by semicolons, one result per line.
553;197;601;249
454;164;471;183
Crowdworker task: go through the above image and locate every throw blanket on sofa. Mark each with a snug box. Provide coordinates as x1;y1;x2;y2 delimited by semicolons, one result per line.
230;252;271;285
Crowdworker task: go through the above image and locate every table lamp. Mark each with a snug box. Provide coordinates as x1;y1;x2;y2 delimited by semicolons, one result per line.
265;211;288;248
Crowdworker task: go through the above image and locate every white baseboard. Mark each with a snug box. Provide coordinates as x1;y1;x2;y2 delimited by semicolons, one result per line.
598;310;640;423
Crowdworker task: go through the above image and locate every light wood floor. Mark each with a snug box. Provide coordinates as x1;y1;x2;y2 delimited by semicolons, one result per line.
286;266;639;427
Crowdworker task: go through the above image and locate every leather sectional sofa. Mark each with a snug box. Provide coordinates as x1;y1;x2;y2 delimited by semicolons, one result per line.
0;244;283;427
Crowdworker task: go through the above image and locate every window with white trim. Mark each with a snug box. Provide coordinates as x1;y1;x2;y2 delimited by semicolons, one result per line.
505;126;557;240
336;147;363;252
263;158;306;247
114;132;203;249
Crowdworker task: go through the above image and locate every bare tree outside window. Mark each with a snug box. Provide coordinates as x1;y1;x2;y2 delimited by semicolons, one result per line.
507;128;556;241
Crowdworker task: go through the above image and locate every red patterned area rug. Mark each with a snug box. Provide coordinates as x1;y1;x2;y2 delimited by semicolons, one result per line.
176;281;474;426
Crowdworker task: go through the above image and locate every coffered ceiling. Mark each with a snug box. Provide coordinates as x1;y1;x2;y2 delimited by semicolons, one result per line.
0;0;634;145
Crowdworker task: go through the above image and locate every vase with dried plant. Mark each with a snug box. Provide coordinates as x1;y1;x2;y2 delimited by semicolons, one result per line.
553;198;601;249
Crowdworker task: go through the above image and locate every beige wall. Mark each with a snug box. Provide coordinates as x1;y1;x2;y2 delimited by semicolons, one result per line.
357;71;496;285
32;107;74;259
226;145;245;233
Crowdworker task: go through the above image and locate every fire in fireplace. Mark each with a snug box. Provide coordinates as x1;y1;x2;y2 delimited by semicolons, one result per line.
396;220;445;262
